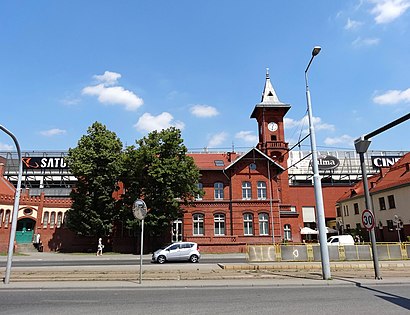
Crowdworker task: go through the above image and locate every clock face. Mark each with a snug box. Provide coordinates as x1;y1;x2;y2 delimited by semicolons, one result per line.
268;122;278;132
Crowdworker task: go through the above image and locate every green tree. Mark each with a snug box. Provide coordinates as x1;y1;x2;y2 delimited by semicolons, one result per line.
121;127;201;235
65;122;123;236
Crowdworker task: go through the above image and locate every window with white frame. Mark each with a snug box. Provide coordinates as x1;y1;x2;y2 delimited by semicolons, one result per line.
50;212;56;229
242;182;252;200
284;224;292;241
343;205;349;216
258;213;269;235
214;182;224;200
57;212;63;228
243;213;253;235
193;213;204;236
214;213;225;236
257;181;267;200
196;183;203;200
0;209;3;227
43;211;49;228
4;210;10;228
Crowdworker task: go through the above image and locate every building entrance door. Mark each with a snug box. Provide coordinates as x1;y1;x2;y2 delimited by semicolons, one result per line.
15;218;36;244
171;219;183;242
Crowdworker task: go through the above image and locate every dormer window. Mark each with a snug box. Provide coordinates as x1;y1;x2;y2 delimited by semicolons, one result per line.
214;160;224;166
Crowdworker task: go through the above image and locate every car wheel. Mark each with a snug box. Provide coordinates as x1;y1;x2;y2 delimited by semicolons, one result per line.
189;254;199;263
157;255;166;264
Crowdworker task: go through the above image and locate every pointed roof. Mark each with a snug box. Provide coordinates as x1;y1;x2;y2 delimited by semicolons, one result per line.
225;147;285;173
250;69;291;118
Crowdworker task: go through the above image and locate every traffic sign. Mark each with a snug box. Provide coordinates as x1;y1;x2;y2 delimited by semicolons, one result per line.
132;199;147;220
362;209;375;230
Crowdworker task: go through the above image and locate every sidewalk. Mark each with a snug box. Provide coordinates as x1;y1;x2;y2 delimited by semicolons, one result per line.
2;252;410;288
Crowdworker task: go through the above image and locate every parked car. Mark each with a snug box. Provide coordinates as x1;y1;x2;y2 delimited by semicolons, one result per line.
152;242;201;264
327;235;355;246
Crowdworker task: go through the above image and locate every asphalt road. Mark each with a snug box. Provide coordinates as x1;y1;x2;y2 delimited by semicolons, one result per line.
1;284;409;314
0;256;244;267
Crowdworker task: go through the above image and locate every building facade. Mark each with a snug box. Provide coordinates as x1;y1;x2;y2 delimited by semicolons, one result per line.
336;152;410;242
0;72;408;253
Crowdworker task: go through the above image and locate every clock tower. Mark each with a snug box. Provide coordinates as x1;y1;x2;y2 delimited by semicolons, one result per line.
250;69;290;167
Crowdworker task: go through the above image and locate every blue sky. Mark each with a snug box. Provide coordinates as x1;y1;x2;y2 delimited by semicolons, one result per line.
1;0;409;153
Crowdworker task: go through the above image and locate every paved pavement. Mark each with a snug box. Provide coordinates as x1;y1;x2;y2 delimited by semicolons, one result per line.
1;252;410;288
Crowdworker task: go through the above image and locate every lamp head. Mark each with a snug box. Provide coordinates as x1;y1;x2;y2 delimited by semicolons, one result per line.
312;46;321;57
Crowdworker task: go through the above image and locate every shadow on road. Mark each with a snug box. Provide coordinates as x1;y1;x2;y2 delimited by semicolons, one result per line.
334;277;410;311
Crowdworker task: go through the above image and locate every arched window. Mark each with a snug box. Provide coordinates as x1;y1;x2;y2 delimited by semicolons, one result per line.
50;212;56;228
214;182;224;200
242;182;252;200
214;213;225;236
243;213;253;236
257;181;267;200
284;224;292;241
193;213;204;236
57;212;63;228
4;210;11;228
43;211;49;228
258;213;269;236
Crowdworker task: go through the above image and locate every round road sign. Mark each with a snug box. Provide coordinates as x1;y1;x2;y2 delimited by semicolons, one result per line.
132;199;147;220
362;209;375;230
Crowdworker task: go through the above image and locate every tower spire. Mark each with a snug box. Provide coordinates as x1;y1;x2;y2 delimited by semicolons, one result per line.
261;68;281;104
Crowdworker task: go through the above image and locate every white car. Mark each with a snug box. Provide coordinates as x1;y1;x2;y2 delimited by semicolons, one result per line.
327;235;355;245
152;242;201;264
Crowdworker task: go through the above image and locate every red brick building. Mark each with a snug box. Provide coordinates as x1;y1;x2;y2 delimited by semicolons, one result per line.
180;71;350;252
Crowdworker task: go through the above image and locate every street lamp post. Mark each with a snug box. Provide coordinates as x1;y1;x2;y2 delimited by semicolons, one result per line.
1;125;23;284
354;137;381;279
305;46;331;280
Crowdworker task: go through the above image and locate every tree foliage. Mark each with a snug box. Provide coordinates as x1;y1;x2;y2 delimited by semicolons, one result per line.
121;127;201;235
65;122;123;236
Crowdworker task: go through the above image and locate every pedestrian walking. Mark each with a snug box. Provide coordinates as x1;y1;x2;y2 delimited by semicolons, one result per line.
96;238;104;256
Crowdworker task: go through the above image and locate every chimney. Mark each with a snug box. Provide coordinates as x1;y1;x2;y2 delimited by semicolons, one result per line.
0;163;4;176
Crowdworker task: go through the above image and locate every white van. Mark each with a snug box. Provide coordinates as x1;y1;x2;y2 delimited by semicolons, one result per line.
327;235;355;246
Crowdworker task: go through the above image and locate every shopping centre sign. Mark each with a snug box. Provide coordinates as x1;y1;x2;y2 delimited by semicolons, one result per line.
317;155;340;171
22;157;68;170
371;156;401;169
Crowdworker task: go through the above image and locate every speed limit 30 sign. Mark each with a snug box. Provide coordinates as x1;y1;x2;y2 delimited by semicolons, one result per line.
362;209;375;230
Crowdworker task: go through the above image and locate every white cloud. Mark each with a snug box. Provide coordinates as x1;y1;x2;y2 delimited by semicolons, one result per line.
207;132;228;148
324;135;355;146
345;18;364;29
93;71;121;86
82;71;143;111
0;142;13;150
40;128;67;137
369;0;410;24
352;36;380;47
190;104;219;117
284;116;335;132
134;112;185;133
82;84;143;111
235;131;258;144
373;88;410;105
